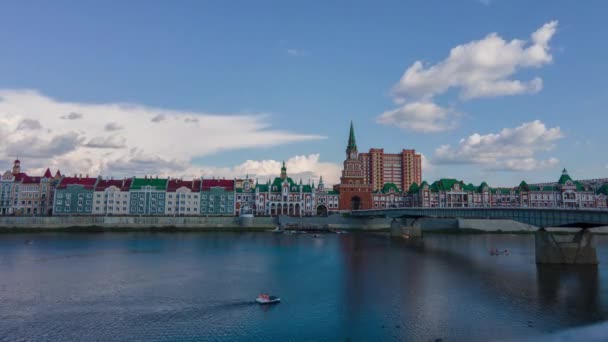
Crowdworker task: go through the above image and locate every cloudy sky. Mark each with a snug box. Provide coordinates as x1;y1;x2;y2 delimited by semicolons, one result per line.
1;1;607;187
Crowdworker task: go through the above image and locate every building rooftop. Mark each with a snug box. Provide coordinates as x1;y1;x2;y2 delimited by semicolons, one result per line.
202;179;234;191
95;178;132;191
167;178;202;192
57;176;98;190
130;177;168;190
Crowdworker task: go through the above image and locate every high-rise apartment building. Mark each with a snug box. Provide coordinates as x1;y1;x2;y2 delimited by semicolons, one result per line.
359;148;422;192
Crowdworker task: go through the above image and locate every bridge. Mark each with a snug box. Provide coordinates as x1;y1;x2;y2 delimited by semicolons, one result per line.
352;207;608;229
352;207;608;265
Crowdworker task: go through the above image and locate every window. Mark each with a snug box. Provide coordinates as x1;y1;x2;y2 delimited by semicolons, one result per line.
57;193;63;198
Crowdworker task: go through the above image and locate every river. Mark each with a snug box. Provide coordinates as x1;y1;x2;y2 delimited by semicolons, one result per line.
0;232;607;341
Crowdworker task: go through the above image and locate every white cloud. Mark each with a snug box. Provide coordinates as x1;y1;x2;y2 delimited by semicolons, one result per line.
104;122;123;131
377;101;456;132
94;153;342;186
433;120;563;171
196;154;342;186
392;21;557;102
0;89;325;177
84;135;127;149
60;112;83;120
379;21;558;132
16;118;43;130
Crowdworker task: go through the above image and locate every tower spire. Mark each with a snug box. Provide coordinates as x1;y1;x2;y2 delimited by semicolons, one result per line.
348;121;357;149
280;161;287;180
346;121;358;160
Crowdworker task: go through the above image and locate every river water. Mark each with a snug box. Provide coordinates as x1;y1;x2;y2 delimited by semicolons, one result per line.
0;232;607;341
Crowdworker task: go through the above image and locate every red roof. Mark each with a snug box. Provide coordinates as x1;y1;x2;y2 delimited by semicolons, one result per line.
56;177;98;190
166;179;201;192
43;168;52;178
202;179;234;191
55;170;62;177
94;178;132;191
12;173;43;184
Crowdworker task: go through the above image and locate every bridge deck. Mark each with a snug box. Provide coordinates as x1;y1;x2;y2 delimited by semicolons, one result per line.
352;208;608;229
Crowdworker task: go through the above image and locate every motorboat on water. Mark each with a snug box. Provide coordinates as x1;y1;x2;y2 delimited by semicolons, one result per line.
256;293;281;305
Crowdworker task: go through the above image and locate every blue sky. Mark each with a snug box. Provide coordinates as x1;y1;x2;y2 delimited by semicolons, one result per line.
0;0;607;186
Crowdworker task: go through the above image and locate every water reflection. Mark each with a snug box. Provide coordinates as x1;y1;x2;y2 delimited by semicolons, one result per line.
537;265;602;320
1;232;607;341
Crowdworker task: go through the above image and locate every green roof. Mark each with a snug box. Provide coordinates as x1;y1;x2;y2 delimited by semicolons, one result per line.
518;181;529;192
255;184;269;192
463;183;477;192
130;177;167;190
408;182;419;194
574;181;586;191
558;169;573;185
597;184;608;196
381;183;400;194
430;178;463;192
347;121;357;149
271;177;296;190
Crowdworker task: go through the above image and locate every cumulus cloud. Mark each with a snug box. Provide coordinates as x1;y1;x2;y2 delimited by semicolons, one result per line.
99;153;342;186
150;114;166;123
433;120;563;171
393;21;557;101
0;89;325;177
61;112;83;120
5;132;83;158
197;154;342;186
16;119;42;130
379;21;558;132
84;135;127;149
377;101;456;132
184;117;199;124
104;122;123;131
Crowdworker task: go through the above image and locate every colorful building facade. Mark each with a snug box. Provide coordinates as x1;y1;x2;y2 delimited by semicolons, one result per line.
200;179;235;216
92;178;132;215
53;176;98;215
165;178;202;216
128;177;167;215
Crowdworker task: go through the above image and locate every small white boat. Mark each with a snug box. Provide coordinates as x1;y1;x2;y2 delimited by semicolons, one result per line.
256;293;281;304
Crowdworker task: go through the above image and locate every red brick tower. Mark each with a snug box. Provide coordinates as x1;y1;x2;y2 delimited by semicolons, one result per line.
334;121;372;210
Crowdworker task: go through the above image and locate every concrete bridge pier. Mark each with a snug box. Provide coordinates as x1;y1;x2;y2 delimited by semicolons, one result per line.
535;229;598;265
390;218;422;239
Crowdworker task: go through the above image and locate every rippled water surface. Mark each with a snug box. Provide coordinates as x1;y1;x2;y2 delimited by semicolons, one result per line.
1;232;608;341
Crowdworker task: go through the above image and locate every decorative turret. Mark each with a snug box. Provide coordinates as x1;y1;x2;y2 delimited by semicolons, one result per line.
558;168;574;185
318;176;324;190
12;159;21;175
346;121;358;160
280;161;287;180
